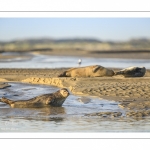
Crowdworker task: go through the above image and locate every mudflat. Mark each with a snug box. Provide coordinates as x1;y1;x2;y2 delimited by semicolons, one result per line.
1;49;150;118
0;67;150;118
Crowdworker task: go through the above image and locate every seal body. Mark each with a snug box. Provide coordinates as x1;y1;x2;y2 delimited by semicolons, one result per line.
58;65;114;77
115;66;146;77
0;88;69;108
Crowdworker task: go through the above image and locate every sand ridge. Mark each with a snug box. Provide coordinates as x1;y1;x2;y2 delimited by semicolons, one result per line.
21;76;150;99
1;68;150;118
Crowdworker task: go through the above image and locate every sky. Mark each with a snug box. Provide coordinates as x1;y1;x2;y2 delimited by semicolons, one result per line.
0;18;150;42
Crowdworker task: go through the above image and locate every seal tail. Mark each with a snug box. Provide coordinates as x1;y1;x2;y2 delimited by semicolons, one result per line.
57;71;67;77
0;97;13;105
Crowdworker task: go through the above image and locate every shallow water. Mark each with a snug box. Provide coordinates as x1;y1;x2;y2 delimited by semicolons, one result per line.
0;52;150;69
0;83;150;132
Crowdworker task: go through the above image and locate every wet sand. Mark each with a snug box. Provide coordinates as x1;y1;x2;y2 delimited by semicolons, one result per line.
33;49;150;59
1;49;150;60
0;52;33;62
0;82;11;89
0;67;150;118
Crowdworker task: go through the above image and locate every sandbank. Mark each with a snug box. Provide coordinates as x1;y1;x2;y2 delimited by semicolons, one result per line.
0;68;150;118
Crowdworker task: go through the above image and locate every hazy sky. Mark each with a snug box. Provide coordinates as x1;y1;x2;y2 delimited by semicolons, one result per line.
0;18;150;41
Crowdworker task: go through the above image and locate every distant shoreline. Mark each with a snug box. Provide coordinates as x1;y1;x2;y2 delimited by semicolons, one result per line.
1;49;150;63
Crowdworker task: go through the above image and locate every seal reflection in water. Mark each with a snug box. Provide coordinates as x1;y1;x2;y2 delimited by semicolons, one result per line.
115;66;146;77
58;65;115;77
0;88;69;108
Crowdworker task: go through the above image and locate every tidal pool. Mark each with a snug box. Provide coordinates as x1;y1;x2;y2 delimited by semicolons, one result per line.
0;83;150;132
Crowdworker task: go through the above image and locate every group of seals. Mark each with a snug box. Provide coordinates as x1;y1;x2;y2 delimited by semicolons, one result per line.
58;65;146;78
0;65;146;108
0;88;69;108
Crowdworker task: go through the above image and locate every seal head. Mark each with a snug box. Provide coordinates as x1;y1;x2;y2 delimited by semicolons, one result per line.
48;88;69;107
59;88;70;97
115;66;146;77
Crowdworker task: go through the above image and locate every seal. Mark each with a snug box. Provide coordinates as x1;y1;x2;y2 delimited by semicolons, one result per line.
58;65;115;77
115;66;146;77
0;88;69;108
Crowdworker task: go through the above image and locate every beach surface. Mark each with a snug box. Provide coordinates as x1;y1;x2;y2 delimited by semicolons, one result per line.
1;66;150;118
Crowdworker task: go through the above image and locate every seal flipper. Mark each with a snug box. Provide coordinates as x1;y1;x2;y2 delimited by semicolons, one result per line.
0;97;14;106
114;70;125;75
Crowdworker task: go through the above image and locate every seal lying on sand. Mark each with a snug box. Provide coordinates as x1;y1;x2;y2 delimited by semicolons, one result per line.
58;65;115;77
0;88;69;108
115;66;146;77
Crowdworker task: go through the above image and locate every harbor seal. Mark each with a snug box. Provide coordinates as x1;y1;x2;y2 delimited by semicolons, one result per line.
58;65;115;77
115;66;146;77
0;88;69;108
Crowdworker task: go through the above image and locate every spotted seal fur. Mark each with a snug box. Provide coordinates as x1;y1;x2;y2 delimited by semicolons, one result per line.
0;88;69;108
